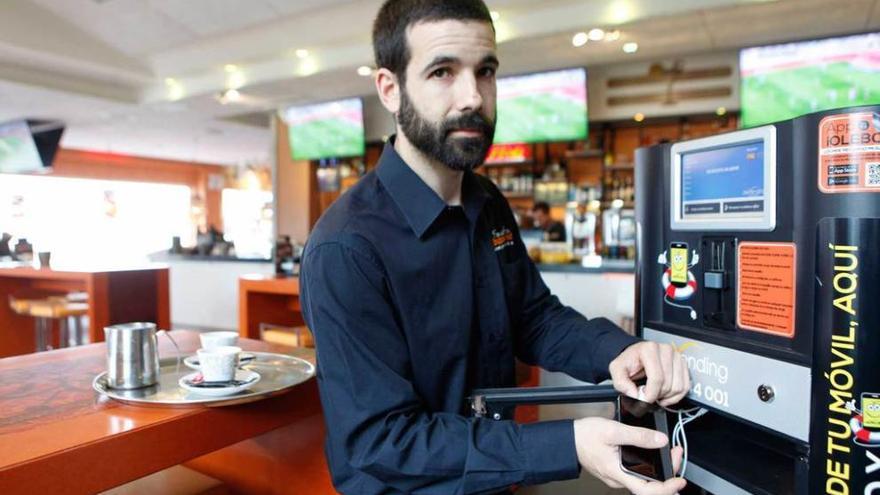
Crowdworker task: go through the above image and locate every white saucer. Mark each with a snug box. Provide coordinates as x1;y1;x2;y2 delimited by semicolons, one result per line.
184;352;256;370
178;370;261;397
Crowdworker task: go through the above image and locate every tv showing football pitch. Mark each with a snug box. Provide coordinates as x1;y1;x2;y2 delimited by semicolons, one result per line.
282;98;365;160
494;68;588;144
740;32;880;128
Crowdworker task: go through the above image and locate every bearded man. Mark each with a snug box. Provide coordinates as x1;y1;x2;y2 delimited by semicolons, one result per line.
300;1;690;493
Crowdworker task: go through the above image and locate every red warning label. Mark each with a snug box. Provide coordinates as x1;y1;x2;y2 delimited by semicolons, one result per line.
819;112;880;193
737;242;796;338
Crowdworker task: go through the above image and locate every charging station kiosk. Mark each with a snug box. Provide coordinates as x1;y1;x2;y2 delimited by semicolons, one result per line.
635;105;880;494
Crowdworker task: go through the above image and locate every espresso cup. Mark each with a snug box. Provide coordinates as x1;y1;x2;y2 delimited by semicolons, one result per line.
199;331;239;351
196;346;241;382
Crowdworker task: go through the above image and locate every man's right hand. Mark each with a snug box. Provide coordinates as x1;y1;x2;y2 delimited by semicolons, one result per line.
573;417;687;495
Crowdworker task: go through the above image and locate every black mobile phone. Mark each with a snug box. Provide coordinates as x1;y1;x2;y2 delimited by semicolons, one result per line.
669;242;689;288
617;395;674;482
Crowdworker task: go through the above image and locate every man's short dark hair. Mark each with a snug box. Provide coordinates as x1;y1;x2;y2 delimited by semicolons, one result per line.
533;202;551;215
372;0;494;84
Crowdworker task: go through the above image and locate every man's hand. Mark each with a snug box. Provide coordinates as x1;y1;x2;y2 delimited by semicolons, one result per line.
609;342;690;407
574;417;686;494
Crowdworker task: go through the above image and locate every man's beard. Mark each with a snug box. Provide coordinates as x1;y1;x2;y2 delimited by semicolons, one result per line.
397;87;495;172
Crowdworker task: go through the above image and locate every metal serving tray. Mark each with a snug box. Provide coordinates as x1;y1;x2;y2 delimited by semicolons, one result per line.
93;351;315;407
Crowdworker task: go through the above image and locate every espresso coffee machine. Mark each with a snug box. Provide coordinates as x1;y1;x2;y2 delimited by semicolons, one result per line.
602;203;635;259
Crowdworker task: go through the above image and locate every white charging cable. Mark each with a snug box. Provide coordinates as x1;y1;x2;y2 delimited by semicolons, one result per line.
666;405;708;477
635;385;708;478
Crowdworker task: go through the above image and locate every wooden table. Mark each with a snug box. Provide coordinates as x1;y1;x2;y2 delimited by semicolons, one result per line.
238;274;304;339
0;331;335;495
0;266;170;357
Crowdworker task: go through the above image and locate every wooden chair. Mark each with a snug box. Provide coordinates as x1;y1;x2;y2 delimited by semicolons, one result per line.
259;324;314;349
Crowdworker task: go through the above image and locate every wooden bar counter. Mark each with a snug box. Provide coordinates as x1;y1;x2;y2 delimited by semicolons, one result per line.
0;265;170;357
0;330;334;495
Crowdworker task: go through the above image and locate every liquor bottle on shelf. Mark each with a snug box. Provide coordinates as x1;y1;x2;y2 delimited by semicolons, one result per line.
602;174;613;202
625;176;635;203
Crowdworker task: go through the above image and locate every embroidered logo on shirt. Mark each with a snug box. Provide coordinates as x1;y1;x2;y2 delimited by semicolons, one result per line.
491;227;514;252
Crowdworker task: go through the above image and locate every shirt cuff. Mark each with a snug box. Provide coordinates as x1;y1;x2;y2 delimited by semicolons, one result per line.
519;419;580;486
592;318;642;381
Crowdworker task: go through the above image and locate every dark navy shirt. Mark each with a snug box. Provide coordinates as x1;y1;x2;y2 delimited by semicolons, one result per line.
300;140;639;494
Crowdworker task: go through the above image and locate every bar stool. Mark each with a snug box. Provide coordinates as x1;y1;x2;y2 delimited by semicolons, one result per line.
8;295;90;351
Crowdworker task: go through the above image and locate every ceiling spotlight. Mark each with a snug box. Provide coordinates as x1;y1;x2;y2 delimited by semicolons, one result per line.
572;32;589;47
226;70;246;90
296;58;319;77
357;66;373;77
588;28;605;41
218;88;241;104
605;30;621;41
716;106;728;116
490;10;500;21
295;49;309;59
164;77;184;100
623;42;639;54
634;112;645;122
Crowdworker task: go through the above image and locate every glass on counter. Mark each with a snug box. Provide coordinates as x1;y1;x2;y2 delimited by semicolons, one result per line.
533;242;572;265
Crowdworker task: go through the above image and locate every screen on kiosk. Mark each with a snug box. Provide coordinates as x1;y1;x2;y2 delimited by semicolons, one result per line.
680;141;765;219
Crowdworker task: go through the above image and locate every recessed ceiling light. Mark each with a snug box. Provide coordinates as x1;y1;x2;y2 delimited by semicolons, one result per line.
357;66;373;77
296;58;319;77
605;30;621;42
716;106;727;116
490;11;500;21
224;64;238;73
572;32;588;47
623;42;639;54
218;88;241;105
167;86;184;101
634;112;645;122
588;28;605;41
295;49;309;59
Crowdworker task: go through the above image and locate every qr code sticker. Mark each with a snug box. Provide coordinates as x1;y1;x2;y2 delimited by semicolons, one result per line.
868;162;880;187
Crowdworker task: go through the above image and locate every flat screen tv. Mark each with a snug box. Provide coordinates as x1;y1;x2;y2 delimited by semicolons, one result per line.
740;32;880;128
0;120;48;174
493;67;588;144
282;98;365;160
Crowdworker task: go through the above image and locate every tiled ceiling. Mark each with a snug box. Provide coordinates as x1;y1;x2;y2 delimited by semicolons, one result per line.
30;0;358;56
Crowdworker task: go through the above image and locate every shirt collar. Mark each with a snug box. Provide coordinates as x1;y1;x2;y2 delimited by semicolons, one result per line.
376;137;490;239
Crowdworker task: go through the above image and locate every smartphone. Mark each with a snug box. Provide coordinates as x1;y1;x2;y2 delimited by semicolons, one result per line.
863;392;880;429
617;395;674;482
670;242;689;287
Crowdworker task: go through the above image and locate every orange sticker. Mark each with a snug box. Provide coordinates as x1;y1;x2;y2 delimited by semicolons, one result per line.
818;112;880;193
737;242;796;337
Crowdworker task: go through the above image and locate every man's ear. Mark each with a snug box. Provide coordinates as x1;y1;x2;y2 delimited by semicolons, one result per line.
376;68;401;115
